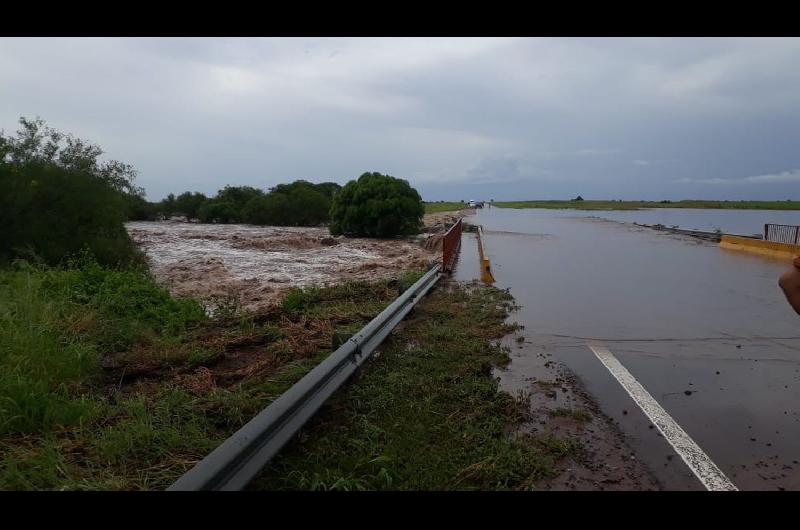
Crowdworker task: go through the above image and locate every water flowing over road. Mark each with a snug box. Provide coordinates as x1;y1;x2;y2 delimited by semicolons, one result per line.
456;208;800;490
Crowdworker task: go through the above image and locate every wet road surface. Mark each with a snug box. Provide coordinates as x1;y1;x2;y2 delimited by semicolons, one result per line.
454;208;800;490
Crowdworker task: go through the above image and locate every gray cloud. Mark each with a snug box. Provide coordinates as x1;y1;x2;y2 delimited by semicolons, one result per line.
677;169;800;185
2;37;800;201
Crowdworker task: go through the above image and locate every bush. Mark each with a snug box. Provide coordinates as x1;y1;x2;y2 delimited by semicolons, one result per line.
124;193;159;221
198;199;239;224
194;181;337;227
0;162;141;267
329;172;424;237
0;116;146;264
173;191;207;220
242;193;291;225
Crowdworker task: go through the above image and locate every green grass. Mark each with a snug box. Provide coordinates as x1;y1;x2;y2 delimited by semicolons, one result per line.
424;201;467;214
495;199;800;211
549;408;592;422
252;282;583;491
0;257;423;490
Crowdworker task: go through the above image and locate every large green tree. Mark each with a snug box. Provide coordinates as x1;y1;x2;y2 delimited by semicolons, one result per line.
0;116;142;197
0;162;139;266
329;172;424;237
0;117;142;265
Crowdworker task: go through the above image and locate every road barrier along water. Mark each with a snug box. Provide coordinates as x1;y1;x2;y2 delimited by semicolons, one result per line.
720;234;800;259
476;225;495;284
168;264;443;491
442;218;463;273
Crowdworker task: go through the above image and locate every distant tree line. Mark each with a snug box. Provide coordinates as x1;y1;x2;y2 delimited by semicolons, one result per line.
138;180;342;226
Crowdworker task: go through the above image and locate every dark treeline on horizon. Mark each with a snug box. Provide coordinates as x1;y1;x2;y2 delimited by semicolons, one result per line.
132;180;342;226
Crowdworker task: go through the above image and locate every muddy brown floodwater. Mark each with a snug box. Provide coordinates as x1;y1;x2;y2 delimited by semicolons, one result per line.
126;220;451;312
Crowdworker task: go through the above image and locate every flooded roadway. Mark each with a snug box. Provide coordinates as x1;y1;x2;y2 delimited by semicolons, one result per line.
455;208;800;490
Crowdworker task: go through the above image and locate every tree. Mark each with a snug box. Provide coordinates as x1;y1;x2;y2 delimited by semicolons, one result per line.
0;162;139;266
242;193;291;225
159;193;177;219
329;172;424;238
240;181;330;226
197;199;238;224
0;117;142;265
314;181;342;198
124;193;158;221
174;191;207;220
573;195;584;201
0;116;143;197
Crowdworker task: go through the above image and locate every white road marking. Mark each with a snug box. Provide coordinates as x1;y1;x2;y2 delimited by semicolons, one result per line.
587;342;738;491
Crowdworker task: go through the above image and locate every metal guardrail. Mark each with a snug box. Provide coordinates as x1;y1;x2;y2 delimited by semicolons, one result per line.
765;223;800;245
168;264;442;491
442;218;463;273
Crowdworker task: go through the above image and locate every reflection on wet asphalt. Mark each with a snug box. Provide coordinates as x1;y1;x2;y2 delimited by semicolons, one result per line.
454;208;800;491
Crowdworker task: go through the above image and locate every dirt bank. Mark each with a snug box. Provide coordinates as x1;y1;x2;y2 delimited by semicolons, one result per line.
423;208;474;232
126;219;452;312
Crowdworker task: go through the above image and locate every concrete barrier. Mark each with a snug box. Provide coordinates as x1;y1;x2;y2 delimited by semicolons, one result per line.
719;235;800;259
476;225;496;283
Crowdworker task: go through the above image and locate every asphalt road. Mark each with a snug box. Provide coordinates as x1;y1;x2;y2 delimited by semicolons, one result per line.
455;207;800;490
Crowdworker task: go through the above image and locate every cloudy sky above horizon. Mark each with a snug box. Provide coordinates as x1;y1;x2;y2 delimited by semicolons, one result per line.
2;37;800;202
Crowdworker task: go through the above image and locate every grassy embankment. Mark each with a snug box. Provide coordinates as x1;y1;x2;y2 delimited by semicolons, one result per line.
494;200;800;211
0;256;421;490
253;282;583;491
0;258;582;490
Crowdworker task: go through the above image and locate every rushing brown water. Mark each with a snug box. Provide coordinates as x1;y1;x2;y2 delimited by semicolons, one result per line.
126;221;437;312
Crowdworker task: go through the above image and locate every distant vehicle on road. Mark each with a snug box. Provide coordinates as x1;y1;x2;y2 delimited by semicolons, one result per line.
467;200;484;209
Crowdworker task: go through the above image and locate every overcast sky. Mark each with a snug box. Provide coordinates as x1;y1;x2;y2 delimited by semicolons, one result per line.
2;37;800;202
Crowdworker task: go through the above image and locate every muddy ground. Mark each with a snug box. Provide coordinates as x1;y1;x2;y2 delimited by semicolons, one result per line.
126;212;467;313
498;329;660;490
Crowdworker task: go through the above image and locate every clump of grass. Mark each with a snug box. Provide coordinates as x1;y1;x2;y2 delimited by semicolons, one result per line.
549;408;592;423
254;282;582;491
